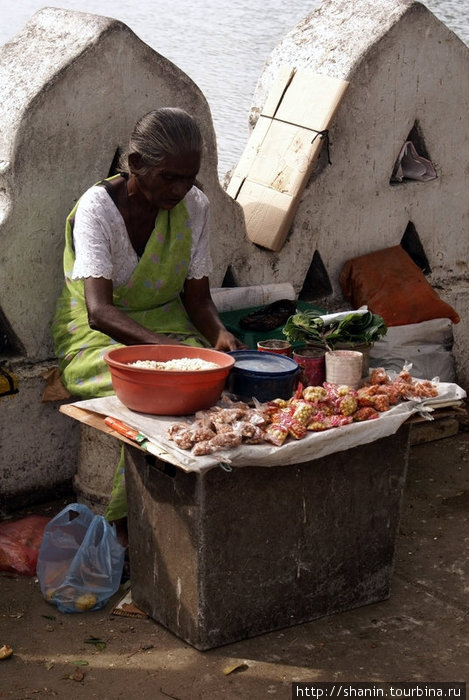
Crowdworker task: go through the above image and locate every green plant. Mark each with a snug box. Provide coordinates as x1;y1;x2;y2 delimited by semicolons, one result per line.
283;310;387;350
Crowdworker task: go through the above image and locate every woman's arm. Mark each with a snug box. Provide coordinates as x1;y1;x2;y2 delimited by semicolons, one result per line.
84;277;181;346
181;277;245;351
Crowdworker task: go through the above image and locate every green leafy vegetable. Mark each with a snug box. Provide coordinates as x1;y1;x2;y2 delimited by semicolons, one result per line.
283;310;387;349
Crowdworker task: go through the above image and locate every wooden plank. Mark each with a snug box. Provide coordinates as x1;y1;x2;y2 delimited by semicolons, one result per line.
408;407;466;445
275;70;349;131
60;403;139;448
60;403;188;469
242;118;324;194
235;180;295;249
225;117;271;197
410;415;460;445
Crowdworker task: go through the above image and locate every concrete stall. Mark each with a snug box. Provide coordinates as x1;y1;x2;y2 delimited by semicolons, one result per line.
125;425;411;649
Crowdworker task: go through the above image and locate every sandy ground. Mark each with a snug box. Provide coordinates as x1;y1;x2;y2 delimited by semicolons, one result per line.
1;418;468;699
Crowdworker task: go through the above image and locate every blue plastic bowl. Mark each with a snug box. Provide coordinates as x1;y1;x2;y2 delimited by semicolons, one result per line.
226;350;299;403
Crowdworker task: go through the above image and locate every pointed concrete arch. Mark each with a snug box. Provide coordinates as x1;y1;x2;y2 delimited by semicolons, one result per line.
0;7;246;361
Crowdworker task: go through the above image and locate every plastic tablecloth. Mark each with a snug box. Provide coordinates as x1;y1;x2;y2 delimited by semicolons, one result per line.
72;382;466;474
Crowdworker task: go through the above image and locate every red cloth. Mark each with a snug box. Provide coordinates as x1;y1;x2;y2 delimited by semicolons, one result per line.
0;515;50;576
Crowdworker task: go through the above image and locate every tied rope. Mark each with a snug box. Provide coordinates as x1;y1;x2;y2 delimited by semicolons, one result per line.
260;114;332;164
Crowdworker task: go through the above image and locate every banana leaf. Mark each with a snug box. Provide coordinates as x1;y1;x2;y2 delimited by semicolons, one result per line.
283;310;386;349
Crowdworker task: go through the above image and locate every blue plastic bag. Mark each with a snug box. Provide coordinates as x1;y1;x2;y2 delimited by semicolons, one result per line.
36;503;125;613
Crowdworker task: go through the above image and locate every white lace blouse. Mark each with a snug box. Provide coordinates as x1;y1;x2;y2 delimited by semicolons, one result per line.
71;184;213;288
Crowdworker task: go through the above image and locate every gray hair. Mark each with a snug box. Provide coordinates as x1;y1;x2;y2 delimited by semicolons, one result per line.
119;108;204;174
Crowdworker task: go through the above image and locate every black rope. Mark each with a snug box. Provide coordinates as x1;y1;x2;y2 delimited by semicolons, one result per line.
312;129;331;165
260;114;332;164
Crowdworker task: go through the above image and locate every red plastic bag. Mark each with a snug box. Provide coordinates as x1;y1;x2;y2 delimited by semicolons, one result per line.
0;515;51;576
339;245;460;327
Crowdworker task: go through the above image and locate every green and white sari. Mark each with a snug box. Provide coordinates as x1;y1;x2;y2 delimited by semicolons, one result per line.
52;181;209;399
52;181;210;521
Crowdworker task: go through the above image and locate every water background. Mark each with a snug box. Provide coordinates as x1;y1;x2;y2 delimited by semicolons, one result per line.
0;0;468;178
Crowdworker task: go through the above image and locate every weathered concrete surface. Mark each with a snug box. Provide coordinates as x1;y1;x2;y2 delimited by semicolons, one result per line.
72;425;122;514
229;0;469;389
0;361;78;512
0;7;245;362
1;421;468;694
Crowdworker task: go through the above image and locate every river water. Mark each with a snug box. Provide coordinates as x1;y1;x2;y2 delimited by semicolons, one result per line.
0;0;468;177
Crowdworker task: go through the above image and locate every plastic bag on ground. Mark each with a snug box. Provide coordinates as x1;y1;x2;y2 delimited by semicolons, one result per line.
391;140;437;182
36;503;125;613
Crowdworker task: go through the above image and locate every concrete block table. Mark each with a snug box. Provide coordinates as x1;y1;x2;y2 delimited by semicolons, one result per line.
125;425;411;650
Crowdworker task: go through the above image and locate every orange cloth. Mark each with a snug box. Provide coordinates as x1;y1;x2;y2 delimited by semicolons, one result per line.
339;245;460;327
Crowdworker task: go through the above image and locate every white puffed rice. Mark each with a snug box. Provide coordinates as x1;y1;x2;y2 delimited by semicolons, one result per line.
129;358;219;371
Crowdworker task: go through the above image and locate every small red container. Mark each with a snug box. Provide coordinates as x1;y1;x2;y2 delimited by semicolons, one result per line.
104;345;235;415
293;347;326;386
257;339;292;357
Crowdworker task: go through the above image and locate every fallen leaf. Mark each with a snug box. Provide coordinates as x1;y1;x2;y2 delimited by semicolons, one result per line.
0;645;13;660
71;660;89;666
223;662;249;675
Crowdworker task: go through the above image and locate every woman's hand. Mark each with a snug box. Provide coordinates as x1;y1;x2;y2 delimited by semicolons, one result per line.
213;328;247;352
182;277;246;350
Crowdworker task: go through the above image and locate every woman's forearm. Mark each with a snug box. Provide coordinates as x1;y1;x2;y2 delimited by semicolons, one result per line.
87;302;180;346
84;277;180;346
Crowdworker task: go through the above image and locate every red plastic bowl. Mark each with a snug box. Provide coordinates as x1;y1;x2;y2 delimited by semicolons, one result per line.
104;345;235;415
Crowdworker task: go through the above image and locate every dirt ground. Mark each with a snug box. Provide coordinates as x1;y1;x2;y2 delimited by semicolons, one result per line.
1;416;469;699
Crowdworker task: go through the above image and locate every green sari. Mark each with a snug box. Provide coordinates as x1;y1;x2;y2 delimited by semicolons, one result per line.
52;179;209;399
52;180;210;521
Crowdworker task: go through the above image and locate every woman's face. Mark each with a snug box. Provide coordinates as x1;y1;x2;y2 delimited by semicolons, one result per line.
134;151;201;210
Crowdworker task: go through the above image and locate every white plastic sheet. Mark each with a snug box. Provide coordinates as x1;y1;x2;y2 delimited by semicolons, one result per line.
210;283;295;312
73;380;466;474
370;318;456;382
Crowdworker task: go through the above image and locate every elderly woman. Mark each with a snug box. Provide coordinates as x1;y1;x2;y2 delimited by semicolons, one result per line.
53;107;244;526
52;107;242;399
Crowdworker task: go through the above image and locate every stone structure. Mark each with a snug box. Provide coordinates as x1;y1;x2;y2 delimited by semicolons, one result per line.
0;7;244;362
1;0;468;509
229;0;469;387
0;7;245;510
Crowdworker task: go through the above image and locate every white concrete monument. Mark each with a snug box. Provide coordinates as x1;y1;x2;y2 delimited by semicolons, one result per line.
229;0;469;387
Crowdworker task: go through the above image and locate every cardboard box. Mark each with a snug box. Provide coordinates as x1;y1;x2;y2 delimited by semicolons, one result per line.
227;67;349;251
